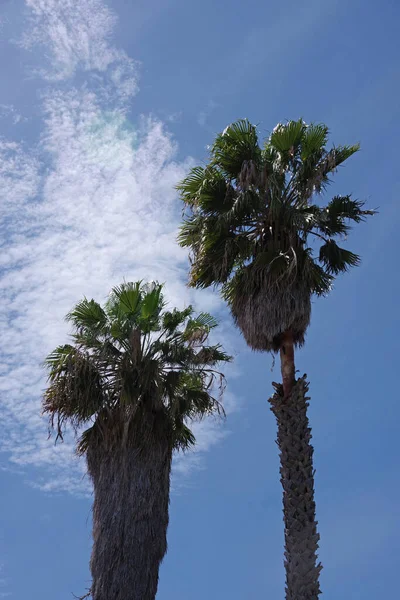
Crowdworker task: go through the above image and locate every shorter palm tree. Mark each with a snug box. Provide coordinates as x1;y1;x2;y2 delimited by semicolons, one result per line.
43;281;231;600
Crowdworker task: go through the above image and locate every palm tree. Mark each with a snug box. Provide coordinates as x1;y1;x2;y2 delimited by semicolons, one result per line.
43;281;231;600
177;119;375;599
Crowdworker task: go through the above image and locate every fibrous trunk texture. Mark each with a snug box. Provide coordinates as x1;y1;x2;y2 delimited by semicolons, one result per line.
269;376;322;600
279;331;295;398
86;420;173;600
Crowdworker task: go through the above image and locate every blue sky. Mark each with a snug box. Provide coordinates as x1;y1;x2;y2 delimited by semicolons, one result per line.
0;0;399;598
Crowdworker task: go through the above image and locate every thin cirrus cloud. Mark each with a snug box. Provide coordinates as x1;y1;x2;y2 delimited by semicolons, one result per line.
0;105;26;125
20;0;138;97
0;0;238;494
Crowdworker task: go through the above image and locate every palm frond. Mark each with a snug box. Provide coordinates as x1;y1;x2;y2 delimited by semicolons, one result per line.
66;299;107;333
43;346;105;439
189;312;218;330
270;119;305;153
329;144;360;168
194;345;232;366
220;189;263;225
163;370;182;401
188;231;240;287
139;283;164;330
178;215;205;249
76;423;99;455
172;421;196;450
300;123;329;160
319;240;361;274
302;250;333;295
162;307;193;333
44;344;75;374
158;340;197;366
181;313;218;347
106;281;142;319
211;119;261;178
321;195;376;233
175;166;206;203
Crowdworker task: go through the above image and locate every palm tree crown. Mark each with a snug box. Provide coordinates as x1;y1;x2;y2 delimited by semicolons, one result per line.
178;119;375;351
44;281;231;454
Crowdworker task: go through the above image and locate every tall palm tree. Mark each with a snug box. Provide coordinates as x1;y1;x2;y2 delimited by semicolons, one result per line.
43;281;231;600
177;119;375;599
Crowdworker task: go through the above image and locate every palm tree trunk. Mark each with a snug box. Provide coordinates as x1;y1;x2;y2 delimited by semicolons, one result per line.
279;330;295;398
86;421;173;600
269;376;322;600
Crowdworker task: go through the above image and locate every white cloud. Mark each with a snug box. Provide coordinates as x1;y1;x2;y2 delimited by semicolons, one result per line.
20;0;138;101
0;105;26;125
0;0;240;495
0;139;40;214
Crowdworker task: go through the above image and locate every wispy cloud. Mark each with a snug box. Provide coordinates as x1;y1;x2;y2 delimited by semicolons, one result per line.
0;139;40;215
197;99;219;128
20;0;138;101
0;0;238;494
0;105;26;125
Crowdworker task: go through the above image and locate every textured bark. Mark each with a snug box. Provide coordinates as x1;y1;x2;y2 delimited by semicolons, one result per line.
279;330;295;398
86;418;173;600
269;376;322;600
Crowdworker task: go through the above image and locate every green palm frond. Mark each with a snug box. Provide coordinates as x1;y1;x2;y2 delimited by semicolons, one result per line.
162;307;193;333
221;189;263;225
211;119;261;178
139;283;164;331
44;344;75;374
300;123;329;160
178;166;234;214
43;346;105;440
270;119;305;153
320;196;376;235
66;299;107;333
106;281;142;319
261;143;280;172
329;144;360;168
254;249;291;278
172;422;196;451
194;345;232;366
319;240;361;274
172;371;224;419
285;204;321;231
302;250;333;295
177;388;221;419
189;312;218;330
189;230;240;287
76;423;98;455
175;166;206;204
220;270;243;306
157;339;196;366
178;215;205;248
182;313;218;347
